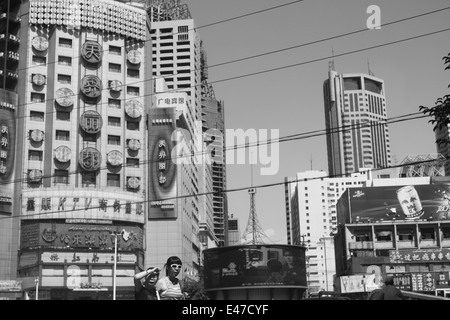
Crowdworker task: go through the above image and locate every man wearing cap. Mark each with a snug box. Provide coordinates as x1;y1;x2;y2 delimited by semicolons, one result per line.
380;275;405;300
134;267;160;300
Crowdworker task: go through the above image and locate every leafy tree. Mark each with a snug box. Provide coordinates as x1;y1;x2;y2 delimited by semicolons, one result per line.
182;276;210;300
419;53;450;146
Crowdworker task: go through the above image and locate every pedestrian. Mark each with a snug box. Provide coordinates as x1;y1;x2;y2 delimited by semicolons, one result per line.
134;266;160;300
379;275;405;300
155;256;188;300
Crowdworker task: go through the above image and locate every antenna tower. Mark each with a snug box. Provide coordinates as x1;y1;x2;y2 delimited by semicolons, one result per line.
241;160;271;245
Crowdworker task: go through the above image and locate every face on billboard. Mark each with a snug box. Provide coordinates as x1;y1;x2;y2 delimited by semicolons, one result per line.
349;184;450;223
203;245;307;289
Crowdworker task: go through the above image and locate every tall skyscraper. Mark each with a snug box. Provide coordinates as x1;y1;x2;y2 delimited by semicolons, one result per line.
146;0;221;278
323;70;392;177
4;0;151;299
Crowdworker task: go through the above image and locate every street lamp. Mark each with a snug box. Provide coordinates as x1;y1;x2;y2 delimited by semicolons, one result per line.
112;229;124;300
34;278;39;300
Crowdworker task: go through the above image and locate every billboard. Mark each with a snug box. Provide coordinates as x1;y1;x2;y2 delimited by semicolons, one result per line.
20;221;143;250
148;107;178;219
0;89;17;215
389;248;450;264
202;245;307;290
347;184;450;223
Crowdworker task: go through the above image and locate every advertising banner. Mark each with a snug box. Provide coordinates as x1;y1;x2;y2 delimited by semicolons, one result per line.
148;107;178;219
0;89;17;215
348;184;450;223
20;222;143;250
389;248;450;264
203;245;307;289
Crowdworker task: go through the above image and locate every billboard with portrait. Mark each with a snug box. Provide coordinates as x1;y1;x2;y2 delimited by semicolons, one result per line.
347;184;450;223
202;245;307;290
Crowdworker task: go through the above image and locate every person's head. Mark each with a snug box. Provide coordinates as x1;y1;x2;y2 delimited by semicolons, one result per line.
165;256;182;277
384;275;394;286
283;249;294;265
144;267;160;286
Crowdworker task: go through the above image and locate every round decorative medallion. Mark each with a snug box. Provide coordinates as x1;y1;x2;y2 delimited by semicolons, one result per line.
79;147;102;171
128;139;141;151
80;110;103;134
109;80;122;92
32;36;48;51
125;100;143;118
107;150;123;166
81;41;103;63
28;169;42;182
127;176;140;189
127;49;141;64
55;88;75;107
32;74;46;86
54;145;72;162
81;75;102;98
30;129;44;142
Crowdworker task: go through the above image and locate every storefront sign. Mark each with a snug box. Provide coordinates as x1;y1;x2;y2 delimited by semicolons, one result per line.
79;147;102;171
81;41;103;63
0;280;22;292
389;249;450;264
81;75;102;98
41;251;137;264
411;273;435;292
80;110;103;134
21;222;143;250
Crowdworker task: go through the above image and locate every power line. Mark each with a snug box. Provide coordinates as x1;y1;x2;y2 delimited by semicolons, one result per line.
10;7;450;118
0;112;428;187
0;156;443;222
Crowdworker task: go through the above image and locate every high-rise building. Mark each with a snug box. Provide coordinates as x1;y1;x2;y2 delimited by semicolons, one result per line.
284;170;371;294
323;70;392;177
201;79;228;247
2;0;151;299
146;0;221;278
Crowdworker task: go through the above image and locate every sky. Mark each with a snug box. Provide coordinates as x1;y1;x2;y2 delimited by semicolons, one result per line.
185;0;450;245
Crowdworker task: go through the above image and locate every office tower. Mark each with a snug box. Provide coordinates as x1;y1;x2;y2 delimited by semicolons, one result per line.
284;170;370;294
9;0;151;299
146;0;213;279
323;70;392;177
201;79;228;247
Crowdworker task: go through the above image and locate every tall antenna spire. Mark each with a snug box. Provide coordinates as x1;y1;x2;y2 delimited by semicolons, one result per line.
241;153;271;245
367;59;374;76
328;48;335;71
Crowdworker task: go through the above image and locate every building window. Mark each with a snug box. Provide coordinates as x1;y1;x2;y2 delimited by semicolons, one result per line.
55;130;70;141
56;111;70;121
58;56;72;66
420;228;436;240
398;229;414;241
58;38;72;48
126;121;139;131
109;45;121;55
107;173;120;187
30;111;44;121
126;158;140;168
57;74;71;84
127;86;139;96
31;92;45;103
54;169;69;184
127;69;140;78
108;99;121;109
32;55;46;65
108;135;121;145
109;63;121;73
28;150;43;161
82;172;96;187
108;117;121;127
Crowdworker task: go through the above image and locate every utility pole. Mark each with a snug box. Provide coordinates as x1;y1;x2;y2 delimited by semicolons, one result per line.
112;229;124;300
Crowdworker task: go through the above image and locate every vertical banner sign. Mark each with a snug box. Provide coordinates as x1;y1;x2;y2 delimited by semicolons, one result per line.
0;90;17;215
148;107;177;219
